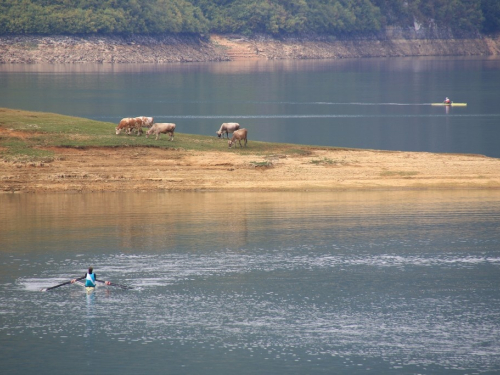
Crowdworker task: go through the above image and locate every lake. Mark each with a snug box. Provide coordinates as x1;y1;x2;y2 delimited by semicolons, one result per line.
1;191;500;374
1;57;500;374
1;57;500;157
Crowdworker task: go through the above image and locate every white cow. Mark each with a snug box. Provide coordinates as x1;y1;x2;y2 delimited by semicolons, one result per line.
138;116;154;128
216;122;240;138
146;123;176;141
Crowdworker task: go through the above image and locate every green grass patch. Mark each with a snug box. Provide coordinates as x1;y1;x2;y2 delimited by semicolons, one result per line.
0;108;339;161
0;138;55;162
311;157;334;165
288;148;313;156
310;157;348;165
250;161;273;167
380;171;420;177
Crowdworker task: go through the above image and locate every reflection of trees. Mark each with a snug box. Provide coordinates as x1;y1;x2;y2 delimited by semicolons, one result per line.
3;191;494;255
115;192;252;252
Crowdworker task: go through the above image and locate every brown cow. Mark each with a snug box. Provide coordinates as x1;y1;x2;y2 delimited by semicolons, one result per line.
115;118;133;135
228;128;248;148
115;117;143;136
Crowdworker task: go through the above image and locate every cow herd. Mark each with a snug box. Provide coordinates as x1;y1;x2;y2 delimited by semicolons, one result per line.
115;117;247;148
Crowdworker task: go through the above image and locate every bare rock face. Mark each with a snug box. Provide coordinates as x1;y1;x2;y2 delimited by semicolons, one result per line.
0;32;498;64
245;32;496;60
0;34;230;64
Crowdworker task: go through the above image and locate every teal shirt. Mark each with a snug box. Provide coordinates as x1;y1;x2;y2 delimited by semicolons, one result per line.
85;272;96;287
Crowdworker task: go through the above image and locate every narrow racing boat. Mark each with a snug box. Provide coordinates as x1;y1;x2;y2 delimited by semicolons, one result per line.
431;102;467;106
41;276;131;293
75;280;96;294
85;286;96;294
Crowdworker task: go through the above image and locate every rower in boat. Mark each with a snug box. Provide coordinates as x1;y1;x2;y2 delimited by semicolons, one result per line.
431;101;467;106
71;267;110;292
41;269;131;292
444;97;451;104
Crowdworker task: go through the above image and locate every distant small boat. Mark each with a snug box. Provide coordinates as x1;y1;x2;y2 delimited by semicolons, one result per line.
431;102;467;107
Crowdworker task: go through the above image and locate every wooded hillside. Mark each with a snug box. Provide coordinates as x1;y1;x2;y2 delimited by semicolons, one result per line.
1;0;499;36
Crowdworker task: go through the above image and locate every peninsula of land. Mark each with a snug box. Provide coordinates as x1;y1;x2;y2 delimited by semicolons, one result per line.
2;139;500;193
1;108;499;193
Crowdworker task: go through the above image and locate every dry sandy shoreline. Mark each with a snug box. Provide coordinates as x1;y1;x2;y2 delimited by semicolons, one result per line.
1;145;499;193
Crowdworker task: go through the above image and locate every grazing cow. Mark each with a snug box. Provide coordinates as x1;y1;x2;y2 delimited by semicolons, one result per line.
216;122;240;138
128;118;144;136
115;117;144;136
228;128;247;148
146;123;176;141
138;116;154;128
115;118;134;135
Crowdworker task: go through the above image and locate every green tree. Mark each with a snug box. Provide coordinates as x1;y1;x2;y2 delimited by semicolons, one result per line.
481;0;500;33
0;0;498;36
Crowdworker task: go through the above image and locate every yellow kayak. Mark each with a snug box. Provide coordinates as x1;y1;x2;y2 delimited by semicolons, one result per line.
431;103;467;106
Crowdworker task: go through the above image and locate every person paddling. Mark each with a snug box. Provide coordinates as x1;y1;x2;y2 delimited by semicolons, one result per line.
444;97;451;104
42;267;130;292
71;267;110;287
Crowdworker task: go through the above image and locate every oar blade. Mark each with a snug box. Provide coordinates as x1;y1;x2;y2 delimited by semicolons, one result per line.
96;279;133;290
40;281;70;292
40;276;84;292
108;282;133;290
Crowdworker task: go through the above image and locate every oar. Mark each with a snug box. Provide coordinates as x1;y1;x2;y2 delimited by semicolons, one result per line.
96;279;133;290
40;276;85;292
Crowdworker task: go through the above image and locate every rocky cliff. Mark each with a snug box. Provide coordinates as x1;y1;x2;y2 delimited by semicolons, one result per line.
1;32;499;64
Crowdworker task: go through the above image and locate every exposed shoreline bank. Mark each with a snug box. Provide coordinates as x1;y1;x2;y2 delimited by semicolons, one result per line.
1;108;500;194
1;32;500;64
2;145;500;194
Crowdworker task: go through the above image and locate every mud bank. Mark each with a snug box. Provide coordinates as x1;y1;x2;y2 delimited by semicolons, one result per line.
1;32;500;64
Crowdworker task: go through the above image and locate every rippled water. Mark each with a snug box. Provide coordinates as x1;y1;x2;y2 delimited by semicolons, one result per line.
1;191;500;374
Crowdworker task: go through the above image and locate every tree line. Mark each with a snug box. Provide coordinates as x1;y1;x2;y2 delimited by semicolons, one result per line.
1;0;499;36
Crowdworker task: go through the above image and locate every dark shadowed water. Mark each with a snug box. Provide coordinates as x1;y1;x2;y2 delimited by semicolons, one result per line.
1;191;500;374
1;57;500;157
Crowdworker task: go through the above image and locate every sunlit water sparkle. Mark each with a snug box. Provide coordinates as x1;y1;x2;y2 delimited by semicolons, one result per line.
1;192;500;374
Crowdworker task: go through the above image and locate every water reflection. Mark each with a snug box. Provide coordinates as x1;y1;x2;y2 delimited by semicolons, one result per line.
2;56;499;75
2;190;500;255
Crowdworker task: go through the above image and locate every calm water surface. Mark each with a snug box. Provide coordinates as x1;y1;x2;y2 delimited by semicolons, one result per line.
1;191;500;374
1;57;500;157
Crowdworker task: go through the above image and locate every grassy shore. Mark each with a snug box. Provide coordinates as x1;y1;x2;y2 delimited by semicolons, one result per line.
0;107;317;162
1;108;500;193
